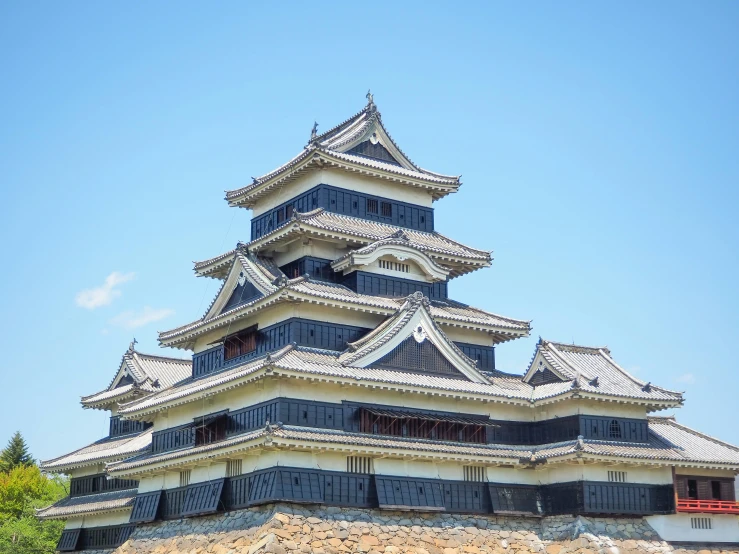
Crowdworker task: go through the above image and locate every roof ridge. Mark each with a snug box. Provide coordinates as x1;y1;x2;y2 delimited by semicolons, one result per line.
597;348;683;396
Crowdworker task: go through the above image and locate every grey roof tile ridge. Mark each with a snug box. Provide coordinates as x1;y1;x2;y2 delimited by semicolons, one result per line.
597;348;683;397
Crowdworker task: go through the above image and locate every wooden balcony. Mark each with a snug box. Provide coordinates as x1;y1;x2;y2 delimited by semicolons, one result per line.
677;499;739;514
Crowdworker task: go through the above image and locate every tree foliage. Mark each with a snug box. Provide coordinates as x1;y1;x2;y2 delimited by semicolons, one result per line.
0;436;68;554
0;432;33;472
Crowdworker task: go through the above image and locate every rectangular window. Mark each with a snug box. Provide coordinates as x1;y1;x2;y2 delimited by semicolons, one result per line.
224;327;258;361
285;205;294;219
226;459;243;477
379;260;409;273
381;201;392;217
366;199;378;214
347;456;373;474
276;207;285;224
608;471;627;483
691;517;712;530
711;480;722;500
463;466;486;482
179;470;191;488
688;479;698;499
194;414;227;446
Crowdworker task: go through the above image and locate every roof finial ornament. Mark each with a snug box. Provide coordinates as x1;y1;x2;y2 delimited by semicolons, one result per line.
310;121;318;143
128;338;137;353
366;89;375;111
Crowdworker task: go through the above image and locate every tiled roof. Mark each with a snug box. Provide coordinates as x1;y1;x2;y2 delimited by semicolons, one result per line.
248;209;492;273
118;344;681;418
159;276;529;347
40;429;153;472
36;489;136;520
225;102;461;208
525;340;683;403
81;347;191;408
108;417;739;476
107;428;267;473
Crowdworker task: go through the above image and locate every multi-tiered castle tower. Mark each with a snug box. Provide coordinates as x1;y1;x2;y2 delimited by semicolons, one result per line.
40;96;739;551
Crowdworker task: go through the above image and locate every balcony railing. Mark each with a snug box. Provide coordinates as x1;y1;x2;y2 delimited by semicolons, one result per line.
677;499;739;514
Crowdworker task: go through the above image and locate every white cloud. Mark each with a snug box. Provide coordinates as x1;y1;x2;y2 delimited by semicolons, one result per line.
110;307;175;329
75;272;136;309
676;373;696;385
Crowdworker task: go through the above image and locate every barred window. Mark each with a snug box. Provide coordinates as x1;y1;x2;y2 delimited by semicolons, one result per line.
347;456;373;474
608;471;627;483
379;259;409;273
366;199;378;214
691;517;712;530
608;419;622;439
381;201;392;217
179;470;191;487
226;459;243;477
463;466;487;482
224;327;258;361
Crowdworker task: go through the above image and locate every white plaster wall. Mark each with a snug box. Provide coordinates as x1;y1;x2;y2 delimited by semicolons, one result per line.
137;474;165;493
192;302;384;354
440;326;495;347
190;463;226;484
250;169;434;217
646;513;739;543
486;467;541;485
534;400;648;421
68;464;105;478
63;510;132;529
544;464;672;485
270;239;348;268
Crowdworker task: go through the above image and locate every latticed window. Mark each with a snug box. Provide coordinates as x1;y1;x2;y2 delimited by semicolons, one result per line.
226;459;243;477
346;456;373;474
691;517;712;530
381;201;392;217
608;471;627;483
366;199;378;214
608;419;622;439
464;466;486;482
224;327;257;360
179;470;191;487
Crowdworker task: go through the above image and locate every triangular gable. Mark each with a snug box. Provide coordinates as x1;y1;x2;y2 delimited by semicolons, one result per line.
346;139;401;166
341;292;489;384
205;254;277;320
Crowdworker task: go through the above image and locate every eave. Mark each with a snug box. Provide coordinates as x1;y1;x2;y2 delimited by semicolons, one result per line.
225;148;460;209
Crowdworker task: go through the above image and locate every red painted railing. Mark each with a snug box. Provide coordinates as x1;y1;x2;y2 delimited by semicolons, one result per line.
677;499;739;514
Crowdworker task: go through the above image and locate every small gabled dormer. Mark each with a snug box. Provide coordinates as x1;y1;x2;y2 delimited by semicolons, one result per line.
341;292;489;384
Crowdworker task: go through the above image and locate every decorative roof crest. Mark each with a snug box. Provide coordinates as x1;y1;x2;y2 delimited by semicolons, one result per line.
366;89;376;111
310;121;318;143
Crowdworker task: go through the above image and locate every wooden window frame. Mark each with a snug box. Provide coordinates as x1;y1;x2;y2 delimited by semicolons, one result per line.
366;198;378;214
223;326;258;361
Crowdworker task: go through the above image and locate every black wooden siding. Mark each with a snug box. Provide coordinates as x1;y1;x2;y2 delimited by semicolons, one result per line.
59;525;135;551
140;471;674;523
250;184;434;239
528;367;563;386
57;529;81;551
375;476;446;510
373;336;466;378
346;140;402;166
181;478;226;517
579;416;649;443
129;490;162;523
455;343;496;372
191;318;371;379
109;416;152;438
151;423;196;454
488;483;541;514
80;524;135;550
70;473;138;497
542;481;674;516
342;271;448;300
280;256;336;281
221;280;263;313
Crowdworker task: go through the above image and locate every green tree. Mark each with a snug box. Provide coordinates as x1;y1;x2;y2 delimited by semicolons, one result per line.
0;445;68;554
0;432;33;472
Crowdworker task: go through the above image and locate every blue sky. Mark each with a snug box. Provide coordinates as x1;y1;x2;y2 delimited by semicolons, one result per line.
1;2;738;462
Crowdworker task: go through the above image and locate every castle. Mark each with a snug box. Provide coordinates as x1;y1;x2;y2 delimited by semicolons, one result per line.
39;95;739;550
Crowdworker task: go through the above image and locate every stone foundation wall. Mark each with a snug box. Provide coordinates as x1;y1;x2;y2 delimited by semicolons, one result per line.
101;504;738;554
